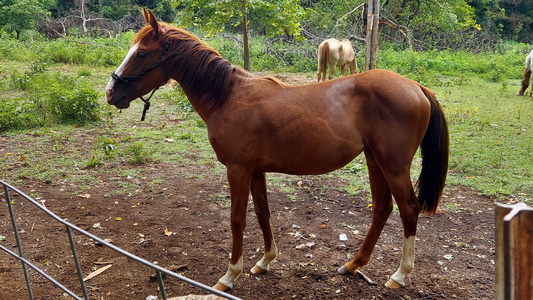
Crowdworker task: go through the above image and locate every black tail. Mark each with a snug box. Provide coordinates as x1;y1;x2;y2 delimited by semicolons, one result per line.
417;86;449;215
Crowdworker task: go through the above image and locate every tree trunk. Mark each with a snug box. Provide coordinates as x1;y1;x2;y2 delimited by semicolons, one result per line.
364;0;380;70
242;0;250;71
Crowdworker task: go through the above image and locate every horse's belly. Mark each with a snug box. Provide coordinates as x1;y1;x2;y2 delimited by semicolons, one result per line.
262;141;364;175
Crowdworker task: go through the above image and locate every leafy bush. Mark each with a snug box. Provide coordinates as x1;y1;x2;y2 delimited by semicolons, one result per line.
376;44;526;85
1;65;101;131
0;100;40;131
0;35;130;66
46;86;101;125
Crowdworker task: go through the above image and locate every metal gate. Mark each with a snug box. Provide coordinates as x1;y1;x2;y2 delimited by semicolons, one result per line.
0;180;240;300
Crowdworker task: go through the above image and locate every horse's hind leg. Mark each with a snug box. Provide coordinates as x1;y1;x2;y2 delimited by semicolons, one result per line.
328;61;337;80
338;150;393;275
380;159;420;288
250;171;278;274
383;176;419;288
339;148;420;288
317;59;325;82
518;68;531;96
340;64;349;77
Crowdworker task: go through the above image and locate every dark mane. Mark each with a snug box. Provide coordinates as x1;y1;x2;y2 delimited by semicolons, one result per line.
135;22;251;111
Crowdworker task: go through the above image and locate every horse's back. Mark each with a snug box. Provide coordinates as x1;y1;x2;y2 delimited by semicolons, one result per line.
351;70;429;104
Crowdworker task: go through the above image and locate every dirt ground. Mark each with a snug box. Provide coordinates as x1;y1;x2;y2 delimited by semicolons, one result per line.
1;74;499;300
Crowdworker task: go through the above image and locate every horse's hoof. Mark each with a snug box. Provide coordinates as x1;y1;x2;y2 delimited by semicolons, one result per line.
250;265;268;274
385;278;403;289
337;265;354;275
213;282;231;292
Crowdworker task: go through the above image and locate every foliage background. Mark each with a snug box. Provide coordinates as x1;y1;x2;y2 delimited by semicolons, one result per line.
2;0;533;49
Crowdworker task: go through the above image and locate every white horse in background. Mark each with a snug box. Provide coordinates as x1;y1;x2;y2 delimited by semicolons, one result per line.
518;50;533;96
317;38;358;82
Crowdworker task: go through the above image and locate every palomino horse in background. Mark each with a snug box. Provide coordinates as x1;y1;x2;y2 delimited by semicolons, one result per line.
317;38;358;82
106;8;449;293
518;50;533;96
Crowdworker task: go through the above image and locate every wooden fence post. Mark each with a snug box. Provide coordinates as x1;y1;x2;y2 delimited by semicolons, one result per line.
495;202;533;300
364;0;380;70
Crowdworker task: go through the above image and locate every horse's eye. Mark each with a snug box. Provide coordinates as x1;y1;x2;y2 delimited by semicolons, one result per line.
138;52;147;58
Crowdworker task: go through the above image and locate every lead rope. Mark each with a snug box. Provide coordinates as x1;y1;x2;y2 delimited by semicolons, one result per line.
139;87;159;121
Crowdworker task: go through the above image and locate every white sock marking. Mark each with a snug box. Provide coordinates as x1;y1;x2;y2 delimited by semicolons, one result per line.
217;256;243;289
390;236;416;286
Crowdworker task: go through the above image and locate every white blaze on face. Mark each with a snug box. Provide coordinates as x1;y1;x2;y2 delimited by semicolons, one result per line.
106;43;140;92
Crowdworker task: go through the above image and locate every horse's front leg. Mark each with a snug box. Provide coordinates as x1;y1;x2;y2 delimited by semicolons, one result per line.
350;59;359;75
213;166;252;291
249;171;277;274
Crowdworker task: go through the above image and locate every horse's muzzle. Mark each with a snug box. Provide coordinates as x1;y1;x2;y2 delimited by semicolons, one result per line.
106;89;131;109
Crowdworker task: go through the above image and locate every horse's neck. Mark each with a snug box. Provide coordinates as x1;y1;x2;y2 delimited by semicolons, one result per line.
166;47;246;119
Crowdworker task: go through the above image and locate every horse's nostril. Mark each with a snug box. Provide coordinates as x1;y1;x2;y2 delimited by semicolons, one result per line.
106;88;114;99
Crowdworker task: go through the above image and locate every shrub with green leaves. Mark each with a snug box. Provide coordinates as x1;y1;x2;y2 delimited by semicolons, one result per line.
46;86;101;125
1;65;101;131
0;100;38;131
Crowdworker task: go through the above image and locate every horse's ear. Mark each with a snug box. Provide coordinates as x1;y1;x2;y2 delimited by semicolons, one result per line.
148;10;160;38
142;8;160;39
142;7;149;24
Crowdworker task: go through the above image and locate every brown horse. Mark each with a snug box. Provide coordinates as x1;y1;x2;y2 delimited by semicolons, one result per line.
106;8;449;293
317;38;358;82
518;50;533;96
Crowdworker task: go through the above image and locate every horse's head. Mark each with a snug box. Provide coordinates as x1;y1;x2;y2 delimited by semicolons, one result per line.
106;8;169;110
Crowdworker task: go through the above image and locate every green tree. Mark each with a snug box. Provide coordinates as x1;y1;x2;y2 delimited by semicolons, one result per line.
89;0;177;22
137;0;177;22
299;0;366;39
0;0;55;38
380;0;478;47
174;0;304;70
497;0;533;42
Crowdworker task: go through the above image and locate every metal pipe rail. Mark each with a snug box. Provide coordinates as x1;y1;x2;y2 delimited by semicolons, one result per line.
0;180;241;300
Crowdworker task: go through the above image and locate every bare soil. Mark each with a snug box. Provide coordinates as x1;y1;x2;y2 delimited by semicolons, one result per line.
1;74;498;300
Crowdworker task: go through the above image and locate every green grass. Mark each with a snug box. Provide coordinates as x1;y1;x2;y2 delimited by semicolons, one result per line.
433;77;533;201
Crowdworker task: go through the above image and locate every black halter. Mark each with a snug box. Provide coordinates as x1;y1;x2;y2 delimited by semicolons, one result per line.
111;41;171;121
